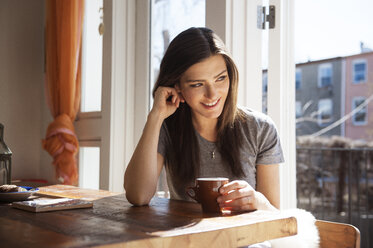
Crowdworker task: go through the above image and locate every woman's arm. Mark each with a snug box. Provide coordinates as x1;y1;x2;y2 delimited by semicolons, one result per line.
124;86;183;206
256;163;280;209
124;113;165;206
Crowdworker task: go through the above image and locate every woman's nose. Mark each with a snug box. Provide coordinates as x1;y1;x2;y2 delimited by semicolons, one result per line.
204;84;217;99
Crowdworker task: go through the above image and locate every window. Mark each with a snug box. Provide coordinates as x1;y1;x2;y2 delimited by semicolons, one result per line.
352;60;367;84
79;146;100;190
77;0;104;189
296;68;302;90
296;101;302;118
352;97;367;125
318;63;332;88
318;99;333;126
81;0;103;112
150;0;205;107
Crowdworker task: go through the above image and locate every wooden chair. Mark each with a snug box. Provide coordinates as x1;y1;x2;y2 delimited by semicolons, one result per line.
315;220;360;248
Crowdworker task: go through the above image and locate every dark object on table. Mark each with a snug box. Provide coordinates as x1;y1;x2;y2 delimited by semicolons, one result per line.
0;184;27;193
0;123;12;185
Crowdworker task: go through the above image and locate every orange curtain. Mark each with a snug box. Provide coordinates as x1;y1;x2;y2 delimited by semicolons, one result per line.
42;0;84;185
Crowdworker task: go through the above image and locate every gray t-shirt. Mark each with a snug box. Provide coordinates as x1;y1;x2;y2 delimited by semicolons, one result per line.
157;107;284;201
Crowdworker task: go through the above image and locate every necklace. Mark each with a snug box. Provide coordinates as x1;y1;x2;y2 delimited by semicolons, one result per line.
211;149;215;159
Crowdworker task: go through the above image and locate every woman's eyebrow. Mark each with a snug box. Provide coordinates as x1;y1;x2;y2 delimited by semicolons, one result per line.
186;69;227;83
214;69;227;78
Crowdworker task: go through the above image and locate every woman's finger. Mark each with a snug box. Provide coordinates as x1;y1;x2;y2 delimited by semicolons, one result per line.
218;188;254;204
219;180;253;194
221;199;255;212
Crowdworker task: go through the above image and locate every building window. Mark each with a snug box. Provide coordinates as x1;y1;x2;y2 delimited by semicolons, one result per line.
296;68;301;90
296;101;302;118
318;63;332;88
352;97;367;125
352;60;367;84
318;99;333;126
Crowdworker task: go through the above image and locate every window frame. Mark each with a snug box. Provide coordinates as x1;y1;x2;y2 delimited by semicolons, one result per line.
318;63;333;88
317;98;333;126
352;96;367;126
352;59;367;84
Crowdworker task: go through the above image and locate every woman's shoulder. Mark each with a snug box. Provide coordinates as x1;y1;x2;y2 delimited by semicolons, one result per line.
237;105;275;128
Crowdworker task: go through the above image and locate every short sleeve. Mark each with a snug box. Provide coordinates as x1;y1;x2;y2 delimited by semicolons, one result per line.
256;116;284;165
157;122;169;158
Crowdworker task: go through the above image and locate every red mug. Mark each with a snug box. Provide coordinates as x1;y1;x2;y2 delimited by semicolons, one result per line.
186;177;229;213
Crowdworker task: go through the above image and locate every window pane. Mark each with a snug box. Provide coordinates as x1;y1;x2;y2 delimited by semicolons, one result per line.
150;0;205;108
79;147;100;190
81;0;103;112
353;98;367;124
318;99;332;125
319;65;332;87
353;62;366;83
295;2;373;242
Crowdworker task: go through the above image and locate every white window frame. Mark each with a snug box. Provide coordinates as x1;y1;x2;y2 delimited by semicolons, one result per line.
318;63;332;88
352;97;367;126
317;98;333;126
267;0;296;209
352;59;367;84
207;0;296;209
75;0;141;192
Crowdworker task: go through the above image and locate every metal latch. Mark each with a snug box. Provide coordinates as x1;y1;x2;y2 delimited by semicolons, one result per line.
257;5;275;29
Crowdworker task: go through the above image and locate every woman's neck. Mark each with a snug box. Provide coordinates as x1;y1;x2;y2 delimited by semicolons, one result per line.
191;115;218;142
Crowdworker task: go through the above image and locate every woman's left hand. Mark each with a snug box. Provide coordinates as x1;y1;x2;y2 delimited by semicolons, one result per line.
217;180;277;212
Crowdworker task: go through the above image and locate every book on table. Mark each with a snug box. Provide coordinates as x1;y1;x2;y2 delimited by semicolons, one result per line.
11;197;93;212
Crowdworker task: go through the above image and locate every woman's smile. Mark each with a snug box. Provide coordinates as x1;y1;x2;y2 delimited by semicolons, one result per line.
201;98;220;108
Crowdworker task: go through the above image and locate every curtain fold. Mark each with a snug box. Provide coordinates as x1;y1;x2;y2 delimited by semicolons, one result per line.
42;0;84;185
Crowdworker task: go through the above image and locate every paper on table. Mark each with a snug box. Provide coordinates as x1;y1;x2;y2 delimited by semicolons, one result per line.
11;197;93;212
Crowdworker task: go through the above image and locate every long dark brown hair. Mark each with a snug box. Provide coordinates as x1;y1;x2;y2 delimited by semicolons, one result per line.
153;27;245;184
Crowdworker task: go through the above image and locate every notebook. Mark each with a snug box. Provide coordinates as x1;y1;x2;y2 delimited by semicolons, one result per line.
11;197;93;212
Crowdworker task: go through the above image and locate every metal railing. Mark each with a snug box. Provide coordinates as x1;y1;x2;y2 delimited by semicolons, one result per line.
297;147;373;248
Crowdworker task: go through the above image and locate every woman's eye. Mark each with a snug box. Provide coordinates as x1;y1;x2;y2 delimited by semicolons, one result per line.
190;83;202;88
217;75;227;81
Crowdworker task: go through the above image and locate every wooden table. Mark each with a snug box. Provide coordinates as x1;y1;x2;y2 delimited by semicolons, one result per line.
0;185;297;247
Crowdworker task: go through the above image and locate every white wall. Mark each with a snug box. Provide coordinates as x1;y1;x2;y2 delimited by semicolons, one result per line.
0;0;55;183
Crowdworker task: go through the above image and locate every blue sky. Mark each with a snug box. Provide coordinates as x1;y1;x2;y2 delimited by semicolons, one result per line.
295;0;373;63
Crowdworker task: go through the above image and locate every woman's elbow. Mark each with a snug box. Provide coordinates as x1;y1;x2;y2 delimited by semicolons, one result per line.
125;191;152;206
124;183;152;206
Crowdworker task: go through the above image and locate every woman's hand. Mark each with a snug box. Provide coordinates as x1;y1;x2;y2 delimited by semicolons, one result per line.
151;86;185;120
217;180;277;212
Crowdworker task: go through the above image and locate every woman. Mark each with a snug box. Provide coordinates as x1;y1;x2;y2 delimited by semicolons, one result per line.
124;27;283;212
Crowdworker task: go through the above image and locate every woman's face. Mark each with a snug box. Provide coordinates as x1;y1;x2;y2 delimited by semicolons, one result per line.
176;55;230;122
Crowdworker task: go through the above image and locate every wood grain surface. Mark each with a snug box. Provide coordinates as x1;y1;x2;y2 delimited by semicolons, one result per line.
316;220;360;248
0;185;297;248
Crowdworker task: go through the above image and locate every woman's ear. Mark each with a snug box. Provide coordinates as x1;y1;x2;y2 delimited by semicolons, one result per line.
174;83;181;92
174;83;185;103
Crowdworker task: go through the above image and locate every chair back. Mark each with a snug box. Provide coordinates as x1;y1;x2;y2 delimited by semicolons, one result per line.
315;220;360;248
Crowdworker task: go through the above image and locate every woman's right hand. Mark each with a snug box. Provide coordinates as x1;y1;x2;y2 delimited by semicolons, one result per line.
151;86;185;120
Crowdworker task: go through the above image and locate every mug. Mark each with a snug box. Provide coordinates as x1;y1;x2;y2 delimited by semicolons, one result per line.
186;177;229;213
